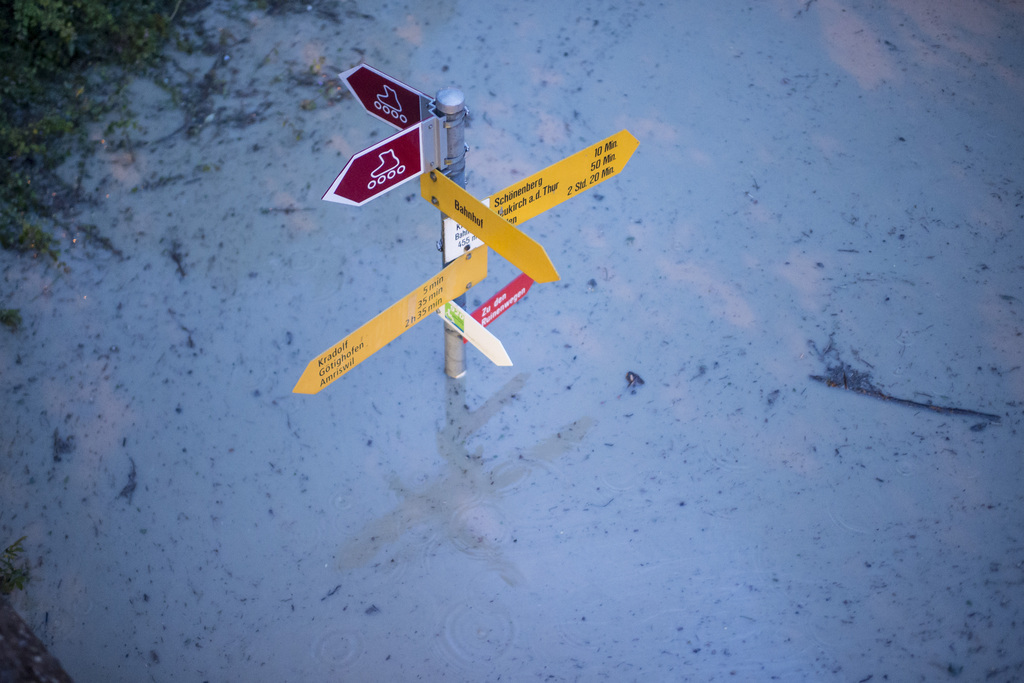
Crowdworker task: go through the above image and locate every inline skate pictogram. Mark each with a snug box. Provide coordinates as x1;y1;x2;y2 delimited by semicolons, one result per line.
367;149;406;189
373;85;407;124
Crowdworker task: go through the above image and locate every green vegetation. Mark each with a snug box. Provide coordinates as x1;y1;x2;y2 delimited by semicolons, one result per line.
0;308;22;331
0;0;178;263
1;536;29;594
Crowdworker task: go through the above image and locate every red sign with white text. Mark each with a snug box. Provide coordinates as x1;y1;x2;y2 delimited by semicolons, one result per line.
468;273;534;338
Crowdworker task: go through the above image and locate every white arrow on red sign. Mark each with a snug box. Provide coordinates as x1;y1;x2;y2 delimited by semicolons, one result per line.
341;63;432;130
323;119;440;206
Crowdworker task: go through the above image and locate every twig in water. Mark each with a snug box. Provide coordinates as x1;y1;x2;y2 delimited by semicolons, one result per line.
809;370;1000;424
168;241;187;278
808;338;1000;424
118;457;137;504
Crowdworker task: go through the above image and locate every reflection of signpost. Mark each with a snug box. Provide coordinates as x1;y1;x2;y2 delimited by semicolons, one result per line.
293;247;488;393
341;63;432;129
322;120;440;206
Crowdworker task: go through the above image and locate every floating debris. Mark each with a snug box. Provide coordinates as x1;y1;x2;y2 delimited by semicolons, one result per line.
626;371;644;389
808;339;1000;423
117;457;137;504
52;429;75;462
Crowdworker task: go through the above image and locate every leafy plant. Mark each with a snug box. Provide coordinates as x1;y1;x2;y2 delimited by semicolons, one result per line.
0;0;175;263
1;536;30;594
0;308;22;331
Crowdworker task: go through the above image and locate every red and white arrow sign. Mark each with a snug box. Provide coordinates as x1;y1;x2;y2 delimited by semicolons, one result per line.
469;272;534;330
341;63;432;129
323;120;439;206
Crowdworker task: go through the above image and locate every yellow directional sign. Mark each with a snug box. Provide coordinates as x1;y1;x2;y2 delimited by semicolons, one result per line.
420;171;560;284
293;247;488;394
490;129;639;226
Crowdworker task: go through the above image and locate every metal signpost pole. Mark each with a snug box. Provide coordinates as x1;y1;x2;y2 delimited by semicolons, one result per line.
436;87;468;379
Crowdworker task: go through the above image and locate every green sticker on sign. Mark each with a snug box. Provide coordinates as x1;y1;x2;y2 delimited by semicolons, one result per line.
443;301;466;333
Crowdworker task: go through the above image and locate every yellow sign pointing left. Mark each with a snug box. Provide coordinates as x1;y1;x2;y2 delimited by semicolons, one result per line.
293;247;488;394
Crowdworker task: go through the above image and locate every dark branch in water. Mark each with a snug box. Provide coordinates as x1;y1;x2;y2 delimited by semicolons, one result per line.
169;240;187;278
118;457;137;504
808;338;1001;425
809;373;1001;423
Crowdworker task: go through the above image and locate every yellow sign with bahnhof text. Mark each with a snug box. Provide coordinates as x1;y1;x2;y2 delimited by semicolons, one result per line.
490;129;639;226
420;171;561;284
292;247;488;394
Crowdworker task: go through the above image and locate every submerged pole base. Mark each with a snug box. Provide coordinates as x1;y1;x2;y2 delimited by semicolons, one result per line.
444;317;466;378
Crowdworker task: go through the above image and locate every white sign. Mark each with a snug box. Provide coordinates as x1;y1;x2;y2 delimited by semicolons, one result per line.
443;195;490;256
438;300;512;367
443;215;485;256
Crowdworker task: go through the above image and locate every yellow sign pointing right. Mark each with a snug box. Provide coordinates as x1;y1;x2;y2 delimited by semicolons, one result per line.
293;246;488;394
421;171;560;284
490;129;639;226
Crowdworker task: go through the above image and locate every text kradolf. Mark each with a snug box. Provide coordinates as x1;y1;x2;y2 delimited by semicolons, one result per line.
318;338;366;384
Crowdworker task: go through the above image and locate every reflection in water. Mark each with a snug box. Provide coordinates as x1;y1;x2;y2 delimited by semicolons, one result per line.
338;374;593;584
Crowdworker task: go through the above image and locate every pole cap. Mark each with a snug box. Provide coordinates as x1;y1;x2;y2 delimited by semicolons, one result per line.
435;88;465;115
